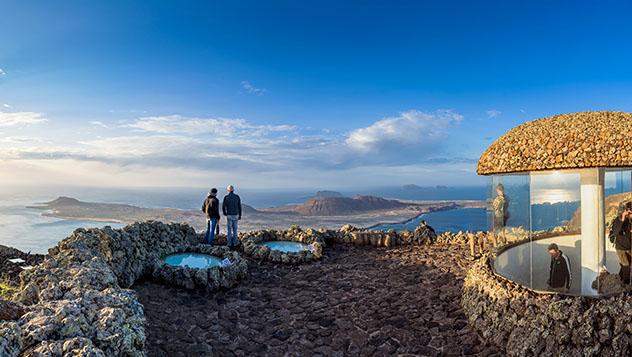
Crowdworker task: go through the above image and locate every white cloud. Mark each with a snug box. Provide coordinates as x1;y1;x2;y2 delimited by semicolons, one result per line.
127;115;294;136
3;104;10;108
241;81;266;96
0;68;5;76
346;110;463;153
0;111;48;127
89;121;109;128
0;108;480;188
486;110;501;118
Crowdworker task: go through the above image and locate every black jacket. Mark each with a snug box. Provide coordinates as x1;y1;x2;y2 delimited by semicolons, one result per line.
548;251;571;289
202;196;220;219
222;192;242;218
609;217;632;251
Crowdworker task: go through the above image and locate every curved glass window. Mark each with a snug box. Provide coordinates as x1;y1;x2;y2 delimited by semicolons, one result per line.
490;170;609;296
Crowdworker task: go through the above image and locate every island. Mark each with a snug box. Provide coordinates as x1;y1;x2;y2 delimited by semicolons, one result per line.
29;195;486;232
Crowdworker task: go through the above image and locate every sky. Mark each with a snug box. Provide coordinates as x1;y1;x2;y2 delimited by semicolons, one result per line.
2;1;632;190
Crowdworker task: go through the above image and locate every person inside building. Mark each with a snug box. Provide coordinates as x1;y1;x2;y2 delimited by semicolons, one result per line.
546;243;571;293
491;183;509;247
415;220;438;244
609;202;632;283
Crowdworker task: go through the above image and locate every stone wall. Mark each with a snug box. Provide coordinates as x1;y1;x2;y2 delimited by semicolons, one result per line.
152;245;248;291
242;226;325;264
462;254;632;355
1;221;201;356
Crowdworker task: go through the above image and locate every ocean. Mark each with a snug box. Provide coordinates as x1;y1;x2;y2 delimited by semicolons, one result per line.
0;185;487;254
371;207;488;233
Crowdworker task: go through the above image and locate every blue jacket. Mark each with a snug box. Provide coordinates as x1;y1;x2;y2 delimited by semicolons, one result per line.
222;192;242;218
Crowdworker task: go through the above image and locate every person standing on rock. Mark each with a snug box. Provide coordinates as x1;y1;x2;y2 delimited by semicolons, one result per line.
202;188;221;245
609;202;632;283
222;185;242;250
546;243;571;293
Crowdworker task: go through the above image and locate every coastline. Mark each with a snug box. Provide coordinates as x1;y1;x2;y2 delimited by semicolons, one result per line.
40;212;126;224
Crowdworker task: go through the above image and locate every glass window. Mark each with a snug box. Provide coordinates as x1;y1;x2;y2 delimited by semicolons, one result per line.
530;171;580;294
602;169;632;293
491;173;531;287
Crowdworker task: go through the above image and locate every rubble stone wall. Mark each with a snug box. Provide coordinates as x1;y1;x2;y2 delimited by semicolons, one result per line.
242;226;325;264
462;254;632;356
1;221;201;356
152;245;248;290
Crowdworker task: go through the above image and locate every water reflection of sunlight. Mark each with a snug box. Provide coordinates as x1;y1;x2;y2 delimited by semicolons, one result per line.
530;172;580;204
531;189;579;204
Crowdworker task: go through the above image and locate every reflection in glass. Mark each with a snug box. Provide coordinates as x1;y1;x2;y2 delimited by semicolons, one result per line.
603;170;632;293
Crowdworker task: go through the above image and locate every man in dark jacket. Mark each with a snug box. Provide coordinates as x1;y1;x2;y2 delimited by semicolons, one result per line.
222;185;242;249
609;202;632;283
547;243;571;293
202;188;220;245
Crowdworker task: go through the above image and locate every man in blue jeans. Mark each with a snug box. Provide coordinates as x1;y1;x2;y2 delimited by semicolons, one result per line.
202;188;220;244
222;185;242;249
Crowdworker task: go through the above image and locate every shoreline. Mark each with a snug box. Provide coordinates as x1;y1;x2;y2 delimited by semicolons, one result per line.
40;213;126;225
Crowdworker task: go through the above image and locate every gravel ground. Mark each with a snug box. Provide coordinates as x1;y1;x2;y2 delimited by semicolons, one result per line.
134;244;500;356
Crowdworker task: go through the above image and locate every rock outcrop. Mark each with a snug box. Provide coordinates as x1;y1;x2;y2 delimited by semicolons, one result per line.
0;299;24;321
2;221;203;356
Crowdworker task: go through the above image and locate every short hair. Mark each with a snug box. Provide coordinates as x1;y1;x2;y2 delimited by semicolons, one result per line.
227;185;235;192
421;220;427;225
496;183;505;192
547;243;559;251
211;188;218;194
625;202;632;211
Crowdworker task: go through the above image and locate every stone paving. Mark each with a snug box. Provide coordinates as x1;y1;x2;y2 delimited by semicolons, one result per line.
135;244;500;356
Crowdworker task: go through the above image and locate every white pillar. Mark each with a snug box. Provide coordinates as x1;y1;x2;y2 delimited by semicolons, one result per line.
580;168;605;296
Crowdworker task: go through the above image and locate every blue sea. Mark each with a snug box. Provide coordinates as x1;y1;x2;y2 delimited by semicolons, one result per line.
371;207;488;233
0;185;487;254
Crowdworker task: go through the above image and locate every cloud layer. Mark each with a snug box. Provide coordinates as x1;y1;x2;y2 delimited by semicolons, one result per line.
0;111;48;127
127;115;294;136
0;109;472;187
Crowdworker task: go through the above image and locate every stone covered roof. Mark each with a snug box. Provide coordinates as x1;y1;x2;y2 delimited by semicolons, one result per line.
477;111;632;175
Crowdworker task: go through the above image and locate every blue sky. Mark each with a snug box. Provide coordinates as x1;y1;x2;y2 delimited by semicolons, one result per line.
2;1;632;189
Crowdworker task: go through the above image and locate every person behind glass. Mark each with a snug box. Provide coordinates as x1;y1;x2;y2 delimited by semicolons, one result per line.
202;188;220;245
609;202;632;283
222;185;242;250
547;243;571;293
421;220;435;235
491;183;509;247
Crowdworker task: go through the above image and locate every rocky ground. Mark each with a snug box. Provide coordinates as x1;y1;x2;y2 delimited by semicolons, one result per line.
134;243;500;356
0;245;45;285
